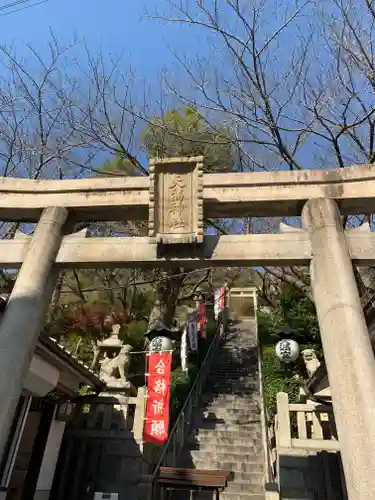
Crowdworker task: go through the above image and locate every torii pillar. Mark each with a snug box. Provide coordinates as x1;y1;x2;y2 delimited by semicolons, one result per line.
0;207;67;467
302;198;375;500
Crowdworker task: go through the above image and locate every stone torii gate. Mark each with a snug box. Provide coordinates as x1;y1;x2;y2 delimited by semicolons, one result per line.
0;156;375;499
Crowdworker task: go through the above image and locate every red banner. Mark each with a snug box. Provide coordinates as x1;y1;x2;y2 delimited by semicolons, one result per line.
197;301;207;338
144;352;172;443
220;287;225;309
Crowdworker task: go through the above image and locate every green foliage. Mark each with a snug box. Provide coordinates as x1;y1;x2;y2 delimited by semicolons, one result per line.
142;106;236;173
262;346;301;419
259;283;323;418
170;364;199;421
131;289;154;321
259;283;321;349
48;287;153;368
78;385;96;414
120;319;148;350
99;153;142;177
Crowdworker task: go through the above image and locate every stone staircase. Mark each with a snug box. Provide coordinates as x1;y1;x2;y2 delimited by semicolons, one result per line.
176;319;265;500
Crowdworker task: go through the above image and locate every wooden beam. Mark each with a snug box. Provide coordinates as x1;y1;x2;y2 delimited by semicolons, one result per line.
0;164;375;221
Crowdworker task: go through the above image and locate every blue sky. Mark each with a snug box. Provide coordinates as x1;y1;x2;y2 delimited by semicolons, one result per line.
0;0;365;175
0;0;199;84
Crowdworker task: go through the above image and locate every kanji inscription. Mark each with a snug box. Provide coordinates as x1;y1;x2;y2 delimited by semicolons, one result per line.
148;156;204;244
144;352;172;443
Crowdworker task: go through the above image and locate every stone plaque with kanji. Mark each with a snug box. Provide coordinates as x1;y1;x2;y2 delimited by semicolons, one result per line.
148;156;204;244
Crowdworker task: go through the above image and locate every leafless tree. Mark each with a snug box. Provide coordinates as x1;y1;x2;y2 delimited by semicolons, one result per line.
145;0;375;304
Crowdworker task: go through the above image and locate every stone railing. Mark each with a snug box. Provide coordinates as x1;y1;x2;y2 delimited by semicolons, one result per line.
149;310;228;498
276;392;339;451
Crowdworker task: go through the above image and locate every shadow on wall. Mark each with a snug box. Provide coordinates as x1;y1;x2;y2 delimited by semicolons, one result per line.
278;451;348;500
50;397;151;500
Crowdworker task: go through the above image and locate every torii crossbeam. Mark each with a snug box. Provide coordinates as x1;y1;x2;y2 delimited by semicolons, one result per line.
0;156;374;500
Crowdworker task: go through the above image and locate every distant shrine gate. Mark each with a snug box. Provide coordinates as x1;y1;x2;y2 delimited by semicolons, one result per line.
0;156;375;500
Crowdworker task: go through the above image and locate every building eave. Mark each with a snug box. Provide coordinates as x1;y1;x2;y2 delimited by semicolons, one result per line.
36;335;105;392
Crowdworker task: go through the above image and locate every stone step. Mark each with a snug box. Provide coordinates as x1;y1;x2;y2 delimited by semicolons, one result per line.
214;349;257;355
199;410;260;417
192;427;262;439
195;425;261;433
201;393;259;400
206;376;258;381
189;439;262;450
188;443;263;454
207;379;259;384
220;495;265;500
195;418;261;429
226;480;264;495
188;435;262;446
203;390;261;397
188;437;262;447
208;372;258;377
202;398;260;406
190;451;263;464
201;405;260;415
207;379;258;385
199;405;260;413
201;400;260;415
211;363;258;370
191;459;264;474
230;469;265;480
200;405;260;413
196;418;261;430
175;492;264;500
200;397;260;406
203;389;259;396
206;379;258;385
206;383;259;390
210;368;258;375
211;360;258;366
211;366;258;370
204;389;260;397
210;368;258;371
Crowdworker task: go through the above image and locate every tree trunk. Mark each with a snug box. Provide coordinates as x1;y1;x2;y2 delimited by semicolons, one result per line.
148;269;185;329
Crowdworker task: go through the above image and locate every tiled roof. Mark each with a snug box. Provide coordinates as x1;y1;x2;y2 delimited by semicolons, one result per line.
39;335;105;389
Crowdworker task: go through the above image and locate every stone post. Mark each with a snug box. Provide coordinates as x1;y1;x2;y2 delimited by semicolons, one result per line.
302;198;375;500
0;207;68;464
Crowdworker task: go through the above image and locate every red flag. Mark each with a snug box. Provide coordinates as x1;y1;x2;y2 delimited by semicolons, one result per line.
144;352;172;443
198;301;207;338
220;287;225;309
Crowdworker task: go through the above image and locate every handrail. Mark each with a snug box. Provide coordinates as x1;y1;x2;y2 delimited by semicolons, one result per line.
150;309;227;497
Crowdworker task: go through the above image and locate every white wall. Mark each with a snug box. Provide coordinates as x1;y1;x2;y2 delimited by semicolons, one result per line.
35;415;66;493
23;355;59;397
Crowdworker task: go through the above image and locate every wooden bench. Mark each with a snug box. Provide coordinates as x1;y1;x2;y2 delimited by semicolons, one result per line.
156;467;229;499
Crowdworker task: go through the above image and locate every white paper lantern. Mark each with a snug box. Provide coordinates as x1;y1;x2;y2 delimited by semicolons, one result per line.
149;336;173;352
275;339;300;363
